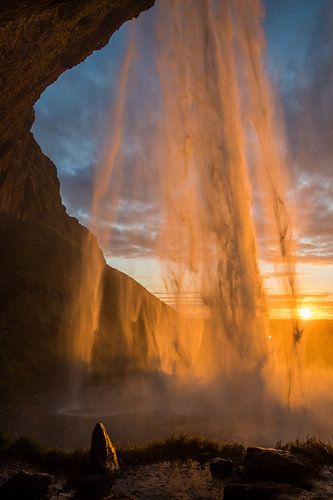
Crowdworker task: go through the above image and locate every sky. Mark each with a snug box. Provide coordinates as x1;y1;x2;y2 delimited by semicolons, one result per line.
32;0;333;319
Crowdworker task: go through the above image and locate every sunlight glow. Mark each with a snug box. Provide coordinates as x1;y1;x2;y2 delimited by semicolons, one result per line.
299;307;313;320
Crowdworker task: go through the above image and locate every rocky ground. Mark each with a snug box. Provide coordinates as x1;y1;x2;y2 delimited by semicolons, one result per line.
1;425;333;500
110;461;333;499
1;456;333;499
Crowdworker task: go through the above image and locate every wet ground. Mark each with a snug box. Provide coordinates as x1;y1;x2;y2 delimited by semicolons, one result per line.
111;461;333;499
1;456;333;499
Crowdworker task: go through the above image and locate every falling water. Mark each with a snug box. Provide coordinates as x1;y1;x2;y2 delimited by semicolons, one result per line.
155;0;269;378
69;0;302;409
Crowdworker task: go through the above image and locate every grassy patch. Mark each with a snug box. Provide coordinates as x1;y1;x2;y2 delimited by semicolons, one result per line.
117;434;245;465
0;434;88;472
1;432;332;471
0;432;244;469
276;437;333;465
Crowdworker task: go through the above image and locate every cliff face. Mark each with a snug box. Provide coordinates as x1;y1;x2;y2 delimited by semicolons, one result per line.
0;0;165;399
0;0;154;227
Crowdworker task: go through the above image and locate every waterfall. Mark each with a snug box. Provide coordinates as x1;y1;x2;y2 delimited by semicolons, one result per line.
71;0;300;405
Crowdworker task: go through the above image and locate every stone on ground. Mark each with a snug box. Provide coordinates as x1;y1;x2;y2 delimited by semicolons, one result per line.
75;473;109;500
0;470;52;500
244;446;316;487
210;458;233;478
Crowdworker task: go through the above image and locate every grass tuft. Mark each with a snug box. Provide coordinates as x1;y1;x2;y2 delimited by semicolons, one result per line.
276;437;333;465
1;432;332;471
117;433;245;465
0;434;88;471
0;432;244;469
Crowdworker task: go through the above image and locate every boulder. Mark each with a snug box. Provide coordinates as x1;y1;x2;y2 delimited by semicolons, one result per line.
210;458;234;478
72;422;119;495
75;474;109;500
0;470;52;500
90;422;119;475
244;447;316;487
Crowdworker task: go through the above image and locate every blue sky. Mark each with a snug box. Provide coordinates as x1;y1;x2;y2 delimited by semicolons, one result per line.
32;0;333;316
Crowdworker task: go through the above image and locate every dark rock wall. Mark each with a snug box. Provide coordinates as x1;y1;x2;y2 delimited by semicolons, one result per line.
0;0;160;399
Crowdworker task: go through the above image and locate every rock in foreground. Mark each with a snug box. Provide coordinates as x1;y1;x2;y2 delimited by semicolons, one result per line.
90;422;119;474
0;470;52;500
76;423;119;499
244;446;316;487
210;458;233;478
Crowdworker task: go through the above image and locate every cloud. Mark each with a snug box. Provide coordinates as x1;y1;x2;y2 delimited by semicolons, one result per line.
262;0;333;266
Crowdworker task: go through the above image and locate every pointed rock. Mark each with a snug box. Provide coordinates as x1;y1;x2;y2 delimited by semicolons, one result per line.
90;422;119;474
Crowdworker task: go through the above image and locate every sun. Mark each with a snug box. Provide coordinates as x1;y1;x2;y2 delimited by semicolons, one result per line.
299;307;313;320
